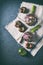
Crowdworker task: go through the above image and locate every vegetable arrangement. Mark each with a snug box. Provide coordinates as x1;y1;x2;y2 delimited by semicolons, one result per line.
14;3;42;56
5;2;43;57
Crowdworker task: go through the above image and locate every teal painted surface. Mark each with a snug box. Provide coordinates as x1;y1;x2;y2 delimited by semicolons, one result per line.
0;0;43;65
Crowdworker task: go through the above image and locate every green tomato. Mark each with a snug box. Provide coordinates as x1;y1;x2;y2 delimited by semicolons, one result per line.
18;48;27;56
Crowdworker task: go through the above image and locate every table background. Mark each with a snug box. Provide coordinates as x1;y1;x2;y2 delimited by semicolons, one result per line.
0;0;43;65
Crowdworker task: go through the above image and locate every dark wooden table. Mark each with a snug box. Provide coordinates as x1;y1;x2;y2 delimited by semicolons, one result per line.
0;0;43;65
